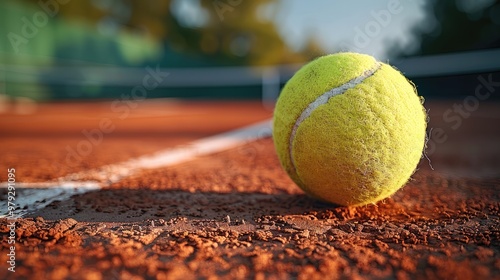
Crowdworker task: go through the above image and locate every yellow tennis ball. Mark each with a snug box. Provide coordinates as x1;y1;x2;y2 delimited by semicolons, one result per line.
273;52;427;206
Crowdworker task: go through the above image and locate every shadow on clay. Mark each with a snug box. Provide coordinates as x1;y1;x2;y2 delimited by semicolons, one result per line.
26;189;340;223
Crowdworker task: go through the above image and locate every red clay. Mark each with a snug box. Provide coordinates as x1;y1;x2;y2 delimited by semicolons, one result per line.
0;100;272;182
0;100;499;279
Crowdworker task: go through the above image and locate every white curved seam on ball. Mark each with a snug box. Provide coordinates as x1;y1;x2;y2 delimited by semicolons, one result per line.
288;62;382;172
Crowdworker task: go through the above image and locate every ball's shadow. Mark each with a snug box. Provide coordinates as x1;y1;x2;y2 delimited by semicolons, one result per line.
28;189;339;223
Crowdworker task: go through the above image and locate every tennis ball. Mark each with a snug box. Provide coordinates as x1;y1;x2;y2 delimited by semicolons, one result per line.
273;52;427;206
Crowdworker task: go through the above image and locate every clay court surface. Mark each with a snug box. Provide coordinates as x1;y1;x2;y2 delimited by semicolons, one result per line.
1;99;499;279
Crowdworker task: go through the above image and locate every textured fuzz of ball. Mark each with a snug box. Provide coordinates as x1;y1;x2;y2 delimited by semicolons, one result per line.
273;52;427;206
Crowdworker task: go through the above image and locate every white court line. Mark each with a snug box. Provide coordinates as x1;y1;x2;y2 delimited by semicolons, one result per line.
0;119;273;218
0;182;101;218
62;119;273;182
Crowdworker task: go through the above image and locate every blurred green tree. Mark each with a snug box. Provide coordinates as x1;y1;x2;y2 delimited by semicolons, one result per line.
19;0;314;65
170;0;308;65
393;0;500;57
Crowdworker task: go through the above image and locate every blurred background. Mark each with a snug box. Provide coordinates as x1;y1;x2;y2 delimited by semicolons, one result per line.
0;0;499;102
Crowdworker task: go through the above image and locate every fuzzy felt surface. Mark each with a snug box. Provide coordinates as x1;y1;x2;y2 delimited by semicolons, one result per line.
273;53;427;206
